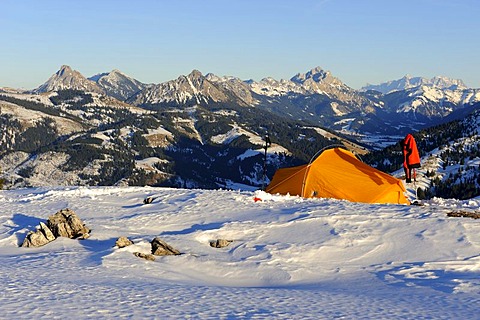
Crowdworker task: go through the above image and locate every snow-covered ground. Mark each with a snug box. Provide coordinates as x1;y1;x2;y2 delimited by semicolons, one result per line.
0;186;479;319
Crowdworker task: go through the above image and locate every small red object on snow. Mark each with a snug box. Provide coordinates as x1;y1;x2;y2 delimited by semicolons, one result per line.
253;197;262;202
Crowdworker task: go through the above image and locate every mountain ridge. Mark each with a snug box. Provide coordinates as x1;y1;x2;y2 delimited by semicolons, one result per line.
0;65;474;141
361;75;468;94
10;64;479;139
2;64;480;199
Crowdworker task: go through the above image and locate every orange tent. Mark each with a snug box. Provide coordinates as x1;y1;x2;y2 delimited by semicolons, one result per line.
265;147;409;204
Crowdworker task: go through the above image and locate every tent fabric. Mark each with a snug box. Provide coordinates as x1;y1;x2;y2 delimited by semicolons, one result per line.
265;147;409;205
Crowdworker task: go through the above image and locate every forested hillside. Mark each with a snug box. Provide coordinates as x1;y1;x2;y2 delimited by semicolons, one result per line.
0;90;342;189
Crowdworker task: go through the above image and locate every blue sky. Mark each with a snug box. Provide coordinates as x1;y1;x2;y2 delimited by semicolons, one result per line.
1;0;479;89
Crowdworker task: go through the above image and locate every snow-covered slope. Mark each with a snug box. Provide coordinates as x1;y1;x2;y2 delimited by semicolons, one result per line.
0;186;478;318
0;100;83;134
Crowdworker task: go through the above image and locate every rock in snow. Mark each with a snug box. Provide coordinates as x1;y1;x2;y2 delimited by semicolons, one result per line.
133;252;156;261
47;208;90;239
21;222;56;247
21;208;90;247
210;239;233;248
151;237;181;256
115;236;134;248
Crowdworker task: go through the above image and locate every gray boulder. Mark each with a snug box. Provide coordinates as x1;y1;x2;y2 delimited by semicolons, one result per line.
143;196;157;204
21;208;90;247
40;222;56;242
22;222;56;248
134;252;156;261
151;237;181;256
47;208;90;239
209;239;233;248
115;236;133;248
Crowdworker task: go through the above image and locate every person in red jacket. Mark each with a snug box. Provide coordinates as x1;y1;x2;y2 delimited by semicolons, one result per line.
401;133;421;183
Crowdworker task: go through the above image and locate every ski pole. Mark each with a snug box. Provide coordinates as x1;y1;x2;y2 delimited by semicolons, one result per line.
413;168;417;200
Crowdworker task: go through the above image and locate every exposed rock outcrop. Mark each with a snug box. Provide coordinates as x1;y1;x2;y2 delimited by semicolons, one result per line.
447;210;480;219
209;239;233;248
143;196;157;204
22;222;56;248
47;208;90;239
21;208;90;247
133;252;156;261
115;236;133;248
151;237;181;256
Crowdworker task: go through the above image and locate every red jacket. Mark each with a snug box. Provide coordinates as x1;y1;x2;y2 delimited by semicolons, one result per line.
402;134;421;168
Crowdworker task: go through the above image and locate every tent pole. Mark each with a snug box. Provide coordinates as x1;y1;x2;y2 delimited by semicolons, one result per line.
413;168;418;200
302;144;347;197
262;133;271;190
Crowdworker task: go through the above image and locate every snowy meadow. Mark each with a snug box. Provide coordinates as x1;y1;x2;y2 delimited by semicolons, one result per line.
0;186;479;319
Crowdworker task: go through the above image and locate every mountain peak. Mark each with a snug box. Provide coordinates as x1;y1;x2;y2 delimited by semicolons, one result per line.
88;72;109;82
291;67;331;84
54;65;78;79
58;65;73;74
109;69;128;77
188;69;204;79
88;69;147;101
34;65;104;94
89;69;126;82
310;66;328;75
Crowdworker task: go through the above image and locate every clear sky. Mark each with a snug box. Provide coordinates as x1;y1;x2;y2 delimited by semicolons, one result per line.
1;0;479;90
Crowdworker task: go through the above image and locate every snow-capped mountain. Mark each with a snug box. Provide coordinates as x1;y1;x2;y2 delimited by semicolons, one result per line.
25;65;480;136
248;77;307;97
361;75;467;94
127;70;255;108
388;85;480;117
89;69;149;101
34;65;104;94
290;67;378;113
291;67;350;95
358;75;480;132
205;73;258;106
128;67;379;119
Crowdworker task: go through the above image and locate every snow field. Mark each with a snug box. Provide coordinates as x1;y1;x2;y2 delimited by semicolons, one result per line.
0;186;479;319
